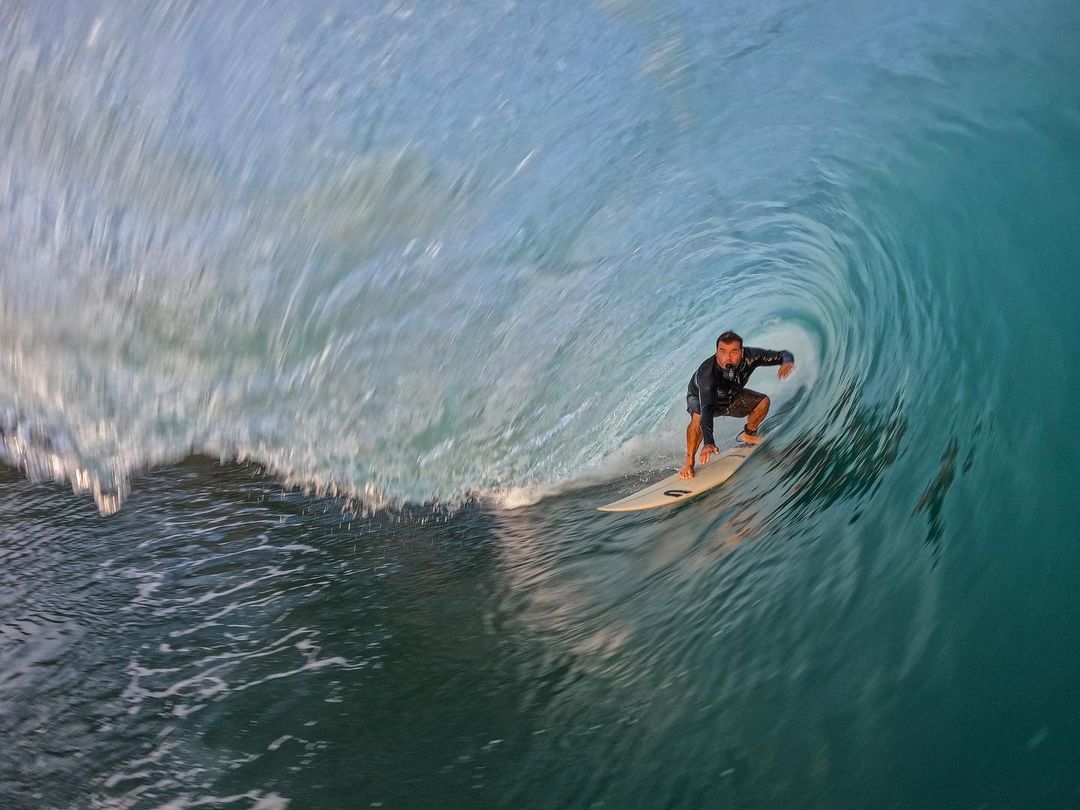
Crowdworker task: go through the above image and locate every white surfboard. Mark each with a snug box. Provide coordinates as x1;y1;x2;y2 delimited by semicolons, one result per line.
597;441;761;512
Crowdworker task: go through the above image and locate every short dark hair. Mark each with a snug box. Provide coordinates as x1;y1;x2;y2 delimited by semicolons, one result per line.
716;330;743;348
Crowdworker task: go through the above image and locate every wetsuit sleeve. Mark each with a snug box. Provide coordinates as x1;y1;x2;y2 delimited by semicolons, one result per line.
746;347;794;367
697;363;718;447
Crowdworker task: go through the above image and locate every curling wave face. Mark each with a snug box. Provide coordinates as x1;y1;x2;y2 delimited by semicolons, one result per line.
0;0;1078;516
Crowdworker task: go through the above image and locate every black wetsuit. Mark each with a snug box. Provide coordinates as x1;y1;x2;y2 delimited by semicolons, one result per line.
686;347;794;446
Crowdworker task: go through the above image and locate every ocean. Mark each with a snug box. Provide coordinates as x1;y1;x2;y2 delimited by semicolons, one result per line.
2;1;1080;807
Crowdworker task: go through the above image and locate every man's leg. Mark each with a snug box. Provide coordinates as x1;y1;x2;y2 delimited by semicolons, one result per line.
679;412;703;479
739;395;770;444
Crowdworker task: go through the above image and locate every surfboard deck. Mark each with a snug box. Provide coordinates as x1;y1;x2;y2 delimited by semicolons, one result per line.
597;440;761;512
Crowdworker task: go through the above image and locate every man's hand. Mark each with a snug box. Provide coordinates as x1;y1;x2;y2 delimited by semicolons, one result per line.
698;444;720;466
778;361;795;380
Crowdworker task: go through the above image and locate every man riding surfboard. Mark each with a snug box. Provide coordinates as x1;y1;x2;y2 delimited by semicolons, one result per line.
679;331;795;479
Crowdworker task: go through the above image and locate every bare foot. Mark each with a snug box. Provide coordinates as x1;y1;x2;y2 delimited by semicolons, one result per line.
678;459;695;479
738;431;761;445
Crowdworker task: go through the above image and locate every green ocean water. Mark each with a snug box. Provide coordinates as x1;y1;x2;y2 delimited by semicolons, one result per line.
2;0;1080;807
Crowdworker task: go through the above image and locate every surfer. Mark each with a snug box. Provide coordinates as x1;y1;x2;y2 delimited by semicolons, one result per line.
679;331;795;479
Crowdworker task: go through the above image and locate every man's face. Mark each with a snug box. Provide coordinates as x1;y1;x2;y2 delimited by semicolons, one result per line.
715;340;743;368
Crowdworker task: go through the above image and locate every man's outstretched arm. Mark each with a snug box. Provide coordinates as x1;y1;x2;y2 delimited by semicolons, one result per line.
747;347;795;379
696;367;719;449
746;347;794;366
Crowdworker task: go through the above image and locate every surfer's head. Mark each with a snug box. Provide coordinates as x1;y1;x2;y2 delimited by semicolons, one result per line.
715;331;744;372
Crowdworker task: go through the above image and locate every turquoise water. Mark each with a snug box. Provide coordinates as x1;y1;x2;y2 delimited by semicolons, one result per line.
3;1;1080;807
